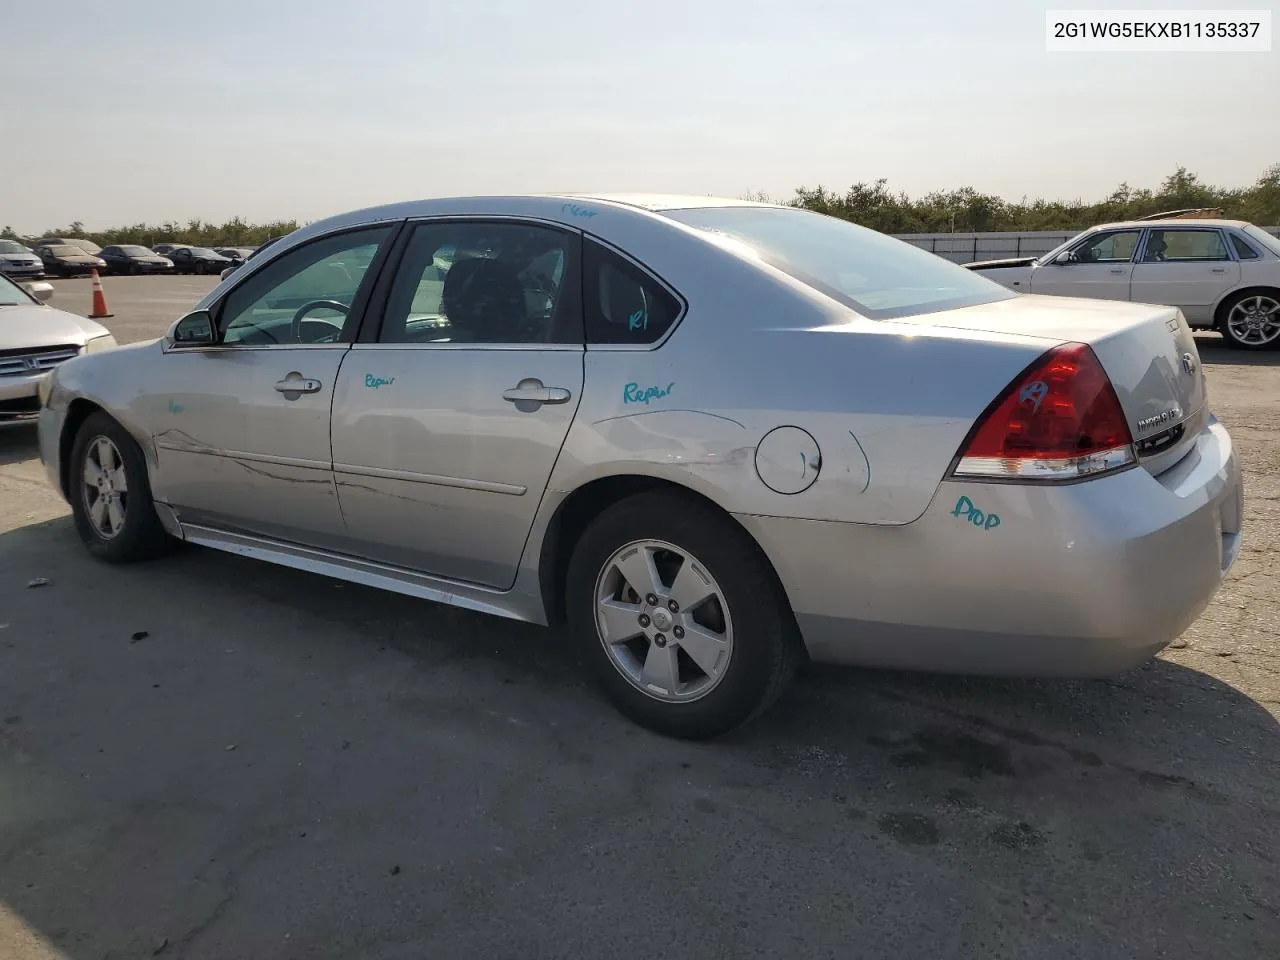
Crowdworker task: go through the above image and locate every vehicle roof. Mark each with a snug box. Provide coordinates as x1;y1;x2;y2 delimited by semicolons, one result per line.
557;193;778;211
1091;217;1252;230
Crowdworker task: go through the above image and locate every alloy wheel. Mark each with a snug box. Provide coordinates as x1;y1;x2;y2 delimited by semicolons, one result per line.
1226;295;1280;346
81;436;128;540
594;539;734;703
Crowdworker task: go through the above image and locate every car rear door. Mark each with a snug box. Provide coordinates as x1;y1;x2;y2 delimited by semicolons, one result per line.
1129;227;1241;325
1029;228;1142;301
148;225;398;547
329;218;584;589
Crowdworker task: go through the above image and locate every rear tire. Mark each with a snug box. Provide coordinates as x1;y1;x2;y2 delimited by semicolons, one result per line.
1218;290;1280;350
566;490;801;739
69;412;174;563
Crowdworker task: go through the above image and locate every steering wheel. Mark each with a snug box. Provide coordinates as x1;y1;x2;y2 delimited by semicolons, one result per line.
290;300;349;343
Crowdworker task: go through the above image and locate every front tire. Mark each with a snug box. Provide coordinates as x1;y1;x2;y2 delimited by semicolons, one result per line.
69;412;174;563
1219;290;1280;350
566;490;801;739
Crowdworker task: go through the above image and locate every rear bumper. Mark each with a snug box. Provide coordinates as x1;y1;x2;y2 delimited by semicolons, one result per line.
738;416;1242;677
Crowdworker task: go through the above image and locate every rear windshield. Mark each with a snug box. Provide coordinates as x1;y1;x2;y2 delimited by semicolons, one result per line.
1242;225;1280;258
664;206;1015;319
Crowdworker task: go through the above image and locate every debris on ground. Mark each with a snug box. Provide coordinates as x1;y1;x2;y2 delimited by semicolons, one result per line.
130;631;149;643
26;578;49;588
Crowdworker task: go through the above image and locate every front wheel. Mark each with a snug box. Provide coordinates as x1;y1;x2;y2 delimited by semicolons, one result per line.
566;491;801;739
1219;291;1280;350
69;412;175;563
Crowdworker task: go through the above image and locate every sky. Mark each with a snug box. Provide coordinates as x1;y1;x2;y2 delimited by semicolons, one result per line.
1;0;1277;233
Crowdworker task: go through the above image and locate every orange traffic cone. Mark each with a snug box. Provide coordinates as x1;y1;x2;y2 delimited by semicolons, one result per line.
89;269;113;319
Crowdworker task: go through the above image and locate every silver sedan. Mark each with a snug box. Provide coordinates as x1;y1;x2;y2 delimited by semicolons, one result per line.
36;194;1243;739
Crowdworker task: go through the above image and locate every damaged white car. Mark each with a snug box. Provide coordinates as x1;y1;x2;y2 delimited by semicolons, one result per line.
965;217;1280;350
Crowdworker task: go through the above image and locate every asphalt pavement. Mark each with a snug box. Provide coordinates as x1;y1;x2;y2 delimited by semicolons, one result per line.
0;275;1276;959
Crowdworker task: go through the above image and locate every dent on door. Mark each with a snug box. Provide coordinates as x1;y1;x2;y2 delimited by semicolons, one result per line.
149;348;348;544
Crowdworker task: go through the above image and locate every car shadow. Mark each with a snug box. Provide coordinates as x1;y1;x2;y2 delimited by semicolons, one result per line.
1194;331;1280;366
0;515;1277;958
0;422;38;467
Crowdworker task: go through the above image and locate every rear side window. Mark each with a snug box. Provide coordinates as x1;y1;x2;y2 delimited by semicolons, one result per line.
664;206;1014;320
1230;234;1260;260
584;240;682;345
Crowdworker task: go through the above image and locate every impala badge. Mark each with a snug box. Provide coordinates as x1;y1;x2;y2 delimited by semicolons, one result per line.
1181;352;1197;375
1137;405;1183;432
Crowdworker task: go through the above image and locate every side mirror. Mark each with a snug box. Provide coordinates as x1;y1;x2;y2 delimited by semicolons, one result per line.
23;281;54;303
171;310;216;346
1054;251;1076;265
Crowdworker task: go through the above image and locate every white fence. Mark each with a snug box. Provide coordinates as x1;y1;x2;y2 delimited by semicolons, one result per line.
892;226;1280;264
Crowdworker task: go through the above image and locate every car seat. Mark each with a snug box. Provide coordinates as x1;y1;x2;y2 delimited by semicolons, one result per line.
440;257;528;342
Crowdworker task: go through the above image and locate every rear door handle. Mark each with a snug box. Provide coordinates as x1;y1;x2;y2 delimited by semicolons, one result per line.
502;380;572;405
1109;267;1126;274
1211;267;1226;273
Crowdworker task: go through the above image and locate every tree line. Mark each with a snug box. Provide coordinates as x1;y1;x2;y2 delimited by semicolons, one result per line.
4;165;1277;247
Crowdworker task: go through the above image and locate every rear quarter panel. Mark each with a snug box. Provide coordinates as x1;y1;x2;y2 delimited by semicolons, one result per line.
550;222;1058;526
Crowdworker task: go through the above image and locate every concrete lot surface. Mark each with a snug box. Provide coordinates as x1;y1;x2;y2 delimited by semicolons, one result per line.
1;275;1276;959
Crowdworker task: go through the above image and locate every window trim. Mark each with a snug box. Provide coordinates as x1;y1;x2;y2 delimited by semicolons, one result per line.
1134;226;1232;264
1067;227;1145;264
1228;231;1261;261
163;222;405;354
354;215;585;350
581;235;689;352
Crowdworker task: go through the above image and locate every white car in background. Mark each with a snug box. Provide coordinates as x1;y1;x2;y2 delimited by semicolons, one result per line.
965;216;1280;350
0;240;44;279
0;274;116;422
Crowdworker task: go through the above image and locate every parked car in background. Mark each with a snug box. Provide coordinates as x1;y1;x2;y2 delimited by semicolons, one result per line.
0;240;45;279
37;244;108;277
964;217;1280;350
167;246;233;275
152;242;189;256
219;236;282;279
99;245;175;275
33;237;103;257
214;247;254;267
0;271;115;421
34;193;1242;739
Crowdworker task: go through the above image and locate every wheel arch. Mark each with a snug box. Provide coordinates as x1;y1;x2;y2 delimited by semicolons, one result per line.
536;473;801;649
1213;285;1280;328
58;397;107;499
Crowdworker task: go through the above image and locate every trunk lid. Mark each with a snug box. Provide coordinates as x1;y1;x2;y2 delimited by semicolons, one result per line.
896;293;1207;475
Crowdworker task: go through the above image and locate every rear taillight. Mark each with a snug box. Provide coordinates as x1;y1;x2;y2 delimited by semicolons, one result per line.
950;342;1135;481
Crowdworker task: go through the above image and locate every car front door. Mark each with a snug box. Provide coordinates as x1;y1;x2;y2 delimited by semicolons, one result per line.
329;218;584;588
1129;227;1241;324
147;224;398;546
1029;228;1142;301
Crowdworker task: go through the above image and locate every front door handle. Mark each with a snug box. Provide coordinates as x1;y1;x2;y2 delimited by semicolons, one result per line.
274;373;322;396
1211;267;1226;273
1109;267;1126;274
502;379;572;406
